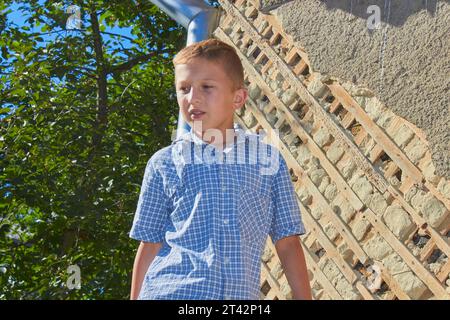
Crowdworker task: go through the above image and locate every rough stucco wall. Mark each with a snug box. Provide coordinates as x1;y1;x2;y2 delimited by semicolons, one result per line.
264;0;449;178
259;0;293;12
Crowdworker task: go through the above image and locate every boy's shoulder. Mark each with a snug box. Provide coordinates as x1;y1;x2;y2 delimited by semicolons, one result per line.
146;144;174;170
147;126;283;169
169;126;277;148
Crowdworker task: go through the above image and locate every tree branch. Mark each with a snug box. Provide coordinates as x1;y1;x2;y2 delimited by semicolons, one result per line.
100;31;135;42
107;52;155;75
87;5;109;167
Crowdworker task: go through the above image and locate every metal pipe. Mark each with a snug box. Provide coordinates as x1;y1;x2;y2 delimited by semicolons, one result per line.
150;0;221;138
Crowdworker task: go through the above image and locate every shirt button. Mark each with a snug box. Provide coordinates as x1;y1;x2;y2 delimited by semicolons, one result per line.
223;218;229;225
224;295;231;300
221;186;227;192
224;257;230;265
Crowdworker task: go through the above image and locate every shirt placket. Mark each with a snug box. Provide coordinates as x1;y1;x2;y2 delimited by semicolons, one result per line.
221;147;245;300
204;146;224;298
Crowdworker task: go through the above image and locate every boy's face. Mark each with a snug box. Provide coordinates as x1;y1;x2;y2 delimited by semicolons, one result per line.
175;57;247;136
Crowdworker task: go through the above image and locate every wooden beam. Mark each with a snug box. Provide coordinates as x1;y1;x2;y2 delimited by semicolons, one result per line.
327;83;423;184
363;207;449;298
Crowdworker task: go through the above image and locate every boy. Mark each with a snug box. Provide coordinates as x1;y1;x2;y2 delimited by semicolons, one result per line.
129;39;312;300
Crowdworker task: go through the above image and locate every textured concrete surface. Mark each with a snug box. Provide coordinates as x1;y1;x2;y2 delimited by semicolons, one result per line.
258;0;293;12
268;0;449;177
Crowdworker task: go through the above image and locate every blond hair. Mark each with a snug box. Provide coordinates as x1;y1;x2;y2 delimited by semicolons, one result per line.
173;39;244;90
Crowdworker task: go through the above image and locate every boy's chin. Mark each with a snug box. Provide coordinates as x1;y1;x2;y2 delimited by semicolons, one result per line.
189;120;211;131
187;119;234;134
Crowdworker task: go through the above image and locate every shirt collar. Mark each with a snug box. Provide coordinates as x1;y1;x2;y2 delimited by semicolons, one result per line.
176;123;248;148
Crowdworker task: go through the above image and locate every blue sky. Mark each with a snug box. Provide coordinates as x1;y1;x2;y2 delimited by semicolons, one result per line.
1;2;158;119
7;2;135;37
5;2;136;56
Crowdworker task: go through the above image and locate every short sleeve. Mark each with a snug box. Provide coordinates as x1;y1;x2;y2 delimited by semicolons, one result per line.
129;157;171;243
269;154;306;244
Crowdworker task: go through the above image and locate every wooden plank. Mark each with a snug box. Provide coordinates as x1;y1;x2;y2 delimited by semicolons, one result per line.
260;24;273;38
327;83;423;184
304;233;317;249
329;99;341;114
263;232;343;300
387;185;450;259
424;181;450;213
299;201;358;284
247;43;260;58
269;32;281;46
416;154;450;211
261;60;273;74
302;109;314;123
398;177;416;195
241;33;253;47
362;207;449;298
436;260;450;282
403;120;429;145
263;103;276;115
293;60;308;76
383;291;397;300
285;48;300;65
354;281;376;300
342;112;356;129
262;14;310;64
369;144;385;163
244;5;258;19
384;162;400;179
299;200;376;299
234;0;247;7
221;14;233;27
419;239;436;262
254;52;267;64
261;262;285;300
378;262;411;300
354;129;368;146
299;242;343;300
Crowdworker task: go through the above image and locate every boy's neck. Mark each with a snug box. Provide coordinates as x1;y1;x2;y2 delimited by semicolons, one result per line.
192;126;237;149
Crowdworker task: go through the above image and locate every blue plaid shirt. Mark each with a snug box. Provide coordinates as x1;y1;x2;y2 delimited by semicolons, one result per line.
130;125;305;300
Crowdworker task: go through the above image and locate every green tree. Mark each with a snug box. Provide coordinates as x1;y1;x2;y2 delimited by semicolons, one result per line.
0;0;185;299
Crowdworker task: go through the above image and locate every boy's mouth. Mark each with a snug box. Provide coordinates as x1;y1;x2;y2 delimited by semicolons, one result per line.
189;109;206;120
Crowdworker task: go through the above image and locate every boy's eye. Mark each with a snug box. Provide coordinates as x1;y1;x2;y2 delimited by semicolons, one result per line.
177;85;213;94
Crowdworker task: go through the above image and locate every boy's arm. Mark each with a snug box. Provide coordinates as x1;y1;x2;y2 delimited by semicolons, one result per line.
275;235;312;300
130;241;162;300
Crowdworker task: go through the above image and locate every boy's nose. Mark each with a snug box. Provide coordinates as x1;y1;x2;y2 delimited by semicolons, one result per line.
187;87;201;104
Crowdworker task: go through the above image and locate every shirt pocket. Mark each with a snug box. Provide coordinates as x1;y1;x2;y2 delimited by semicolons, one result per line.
161;164;186;203
164;164;203;229
237;187;271;243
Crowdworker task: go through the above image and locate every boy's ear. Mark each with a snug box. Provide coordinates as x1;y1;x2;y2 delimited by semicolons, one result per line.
233;87;248;110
